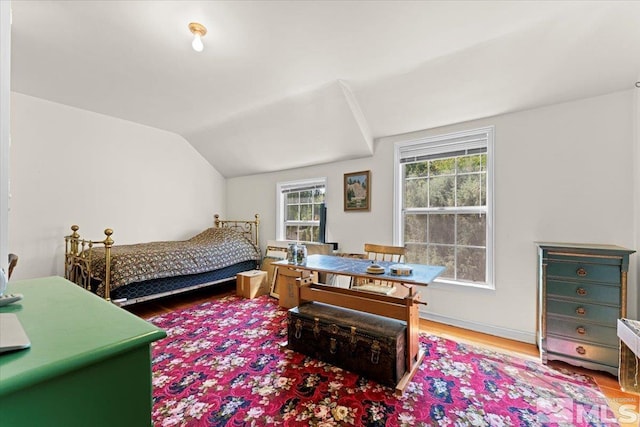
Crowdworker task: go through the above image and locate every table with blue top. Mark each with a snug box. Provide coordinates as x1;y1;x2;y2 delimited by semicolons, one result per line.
288;253;444;286
274;254;444;394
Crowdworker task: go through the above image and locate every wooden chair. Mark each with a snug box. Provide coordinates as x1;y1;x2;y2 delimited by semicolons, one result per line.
8;253;18;279
364;243;406;263
351;243;406;294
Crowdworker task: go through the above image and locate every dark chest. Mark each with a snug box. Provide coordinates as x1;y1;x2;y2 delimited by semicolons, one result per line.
287;302;407;388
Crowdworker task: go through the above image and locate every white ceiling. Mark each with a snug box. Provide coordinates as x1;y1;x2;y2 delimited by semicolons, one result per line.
10;1;640;177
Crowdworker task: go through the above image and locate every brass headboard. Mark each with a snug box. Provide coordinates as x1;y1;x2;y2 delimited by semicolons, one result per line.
214;213;260;250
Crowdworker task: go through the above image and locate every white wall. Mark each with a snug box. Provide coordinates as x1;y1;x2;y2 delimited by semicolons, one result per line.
635;77;640;313
226;154;394;256
227;90;637;343
9;93;226;280
0;2;11;273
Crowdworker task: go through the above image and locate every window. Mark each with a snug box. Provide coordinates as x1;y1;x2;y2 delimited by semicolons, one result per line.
394;126;494;288
276;178;326;242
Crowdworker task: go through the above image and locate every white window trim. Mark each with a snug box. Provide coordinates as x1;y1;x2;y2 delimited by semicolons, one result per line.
276;177;327;242
393;126;495;289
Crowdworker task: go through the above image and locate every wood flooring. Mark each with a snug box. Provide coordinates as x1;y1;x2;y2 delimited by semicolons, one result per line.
126;283;640;426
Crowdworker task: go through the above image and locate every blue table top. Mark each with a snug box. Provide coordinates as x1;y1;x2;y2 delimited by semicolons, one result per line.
274;254;444;286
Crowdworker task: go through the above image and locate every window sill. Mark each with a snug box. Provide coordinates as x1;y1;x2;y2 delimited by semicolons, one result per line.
429;277;495;291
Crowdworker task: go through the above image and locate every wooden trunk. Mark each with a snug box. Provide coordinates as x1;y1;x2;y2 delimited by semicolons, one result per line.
287;301;406;388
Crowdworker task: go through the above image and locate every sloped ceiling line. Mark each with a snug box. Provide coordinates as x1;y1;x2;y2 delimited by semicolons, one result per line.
337;79;373;153
187;80;375;178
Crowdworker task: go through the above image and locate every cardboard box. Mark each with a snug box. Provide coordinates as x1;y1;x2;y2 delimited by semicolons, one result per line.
274;267;312;309
236;270;269;299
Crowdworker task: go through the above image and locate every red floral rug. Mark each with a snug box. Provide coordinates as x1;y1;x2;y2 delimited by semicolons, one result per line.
148;295;617;426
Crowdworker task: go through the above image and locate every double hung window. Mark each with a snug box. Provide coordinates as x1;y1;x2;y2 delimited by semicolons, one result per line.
394;127;494;288
276;178;326;243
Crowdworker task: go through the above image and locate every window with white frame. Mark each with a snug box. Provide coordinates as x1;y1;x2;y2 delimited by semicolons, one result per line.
394;126;494;288
276;178;326;242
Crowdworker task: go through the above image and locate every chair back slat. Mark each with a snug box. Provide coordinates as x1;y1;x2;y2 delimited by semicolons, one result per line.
351;244;407;293
364;243;406;263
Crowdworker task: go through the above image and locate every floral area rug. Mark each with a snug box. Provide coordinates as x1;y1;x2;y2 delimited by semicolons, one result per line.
148;295;617;426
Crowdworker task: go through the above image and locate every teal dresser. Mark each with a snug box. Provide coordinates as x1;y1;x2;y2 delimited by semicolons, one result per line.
0;276;166;426
537;243;635;376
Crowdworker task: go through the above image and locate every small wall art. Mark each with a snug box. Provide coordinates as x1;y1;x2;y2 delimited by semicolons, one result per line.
344;170;370;211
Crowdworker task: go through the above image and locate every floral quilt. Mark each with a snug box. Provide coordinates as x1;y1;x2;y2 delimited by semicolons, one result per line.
89;228;259;296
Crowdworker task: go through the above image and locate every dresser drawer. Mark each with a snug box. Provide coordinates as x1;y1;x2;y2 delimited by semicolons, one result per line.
546;298;619;324
546;317;618;346
546;279;620;306
546;335;618;367
546;260;621;284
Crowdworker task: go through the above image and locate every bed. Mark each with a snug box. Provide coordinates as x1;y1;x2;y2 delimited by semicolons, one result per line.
64;214;261;306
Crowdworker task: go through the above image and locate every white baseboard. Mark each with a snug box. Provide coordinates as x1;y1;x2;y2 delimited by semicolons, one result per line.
421;311;536;345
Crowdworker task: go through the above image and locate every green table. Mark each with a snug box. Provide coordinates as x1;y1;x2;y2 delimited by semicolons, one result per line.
0;276;166;426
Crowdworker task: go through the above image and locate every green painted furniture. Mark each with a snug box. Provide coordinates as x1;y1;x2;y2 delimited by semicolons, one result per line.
537;243;635;376
0;276;166;427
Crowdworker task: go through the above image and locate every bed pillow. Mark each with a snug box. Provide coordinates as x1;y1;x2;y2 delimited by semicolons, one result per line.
188;227;245;244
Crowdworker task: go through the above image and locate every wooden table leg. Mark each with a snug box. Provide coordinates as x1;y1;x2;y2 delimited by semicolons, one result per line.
396;287;423;395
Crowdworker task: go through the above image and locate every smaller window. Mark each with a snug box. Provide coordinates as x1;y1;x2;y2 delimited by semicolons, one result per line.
276;178;326;243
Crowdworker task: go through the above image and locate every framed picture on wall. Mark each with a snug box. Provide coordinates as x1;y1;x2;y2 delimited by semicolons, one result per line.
344;170;370;211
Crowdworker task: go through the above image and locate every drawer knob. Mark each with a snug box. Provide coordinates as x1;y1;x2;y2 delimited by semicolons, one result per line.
576;287;587;296
576;326;586;335
576;307;586;316
576;267;587;277
576;346;586;355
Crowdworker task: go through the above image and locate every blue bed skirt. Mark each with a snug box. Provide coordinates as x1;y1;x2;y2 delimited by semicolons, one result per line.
109;260;257;303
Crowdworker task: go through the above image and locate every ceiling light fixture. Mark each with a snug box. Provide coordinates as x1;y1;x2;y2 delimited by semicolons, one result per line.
189;22;207;52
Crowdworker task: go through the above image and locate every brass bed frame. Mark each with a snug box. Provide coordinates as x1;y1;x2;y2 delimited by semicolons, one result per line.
64;214;260;305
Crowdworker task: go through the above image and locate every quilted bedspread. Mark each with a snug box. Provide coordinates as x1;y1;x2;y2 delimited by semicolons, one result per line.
89;227;260;296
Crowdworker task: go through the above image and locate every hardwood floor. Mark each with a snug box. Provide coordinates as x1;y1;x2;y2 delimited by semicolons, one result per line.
126;284;640;426
125;281;237;319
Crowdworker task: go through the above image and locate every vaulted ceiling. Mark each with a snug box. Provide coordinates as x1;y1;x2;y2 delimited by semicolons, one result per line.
10;1;640;177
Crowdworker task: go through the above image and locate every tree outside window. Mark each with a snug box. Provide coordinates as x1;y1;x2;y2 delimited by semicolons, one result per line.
395;127;494;288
